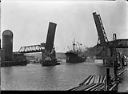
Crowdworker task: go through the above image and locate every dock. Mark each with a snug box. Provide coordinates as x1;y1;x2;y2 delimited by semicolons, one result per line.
69;75;106;91
69;67;127;91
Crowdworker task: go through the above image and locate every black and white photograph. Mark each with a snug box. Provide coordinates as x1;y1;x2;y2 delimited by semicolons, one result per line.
0;0;128;92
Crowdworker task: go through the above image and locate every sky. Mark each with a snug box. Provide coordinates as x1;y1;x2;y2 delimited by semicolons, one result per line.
1;0;128;52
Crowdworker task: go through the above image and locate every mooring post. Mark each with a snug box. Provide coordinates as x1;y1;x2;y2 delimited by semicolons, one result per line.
113;50;118;91
106;68;110;91
114;61;118;81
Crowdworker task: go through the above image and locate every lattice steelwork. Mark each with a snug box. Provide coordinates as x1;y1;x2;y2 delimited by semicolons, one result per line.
18;22;57;54
109;39;128;48
18;43;45;53
93;12;108;45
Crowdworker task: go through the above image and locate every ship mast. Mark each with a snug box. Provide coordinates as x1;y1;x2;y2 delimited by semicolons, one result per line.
73;39;76;52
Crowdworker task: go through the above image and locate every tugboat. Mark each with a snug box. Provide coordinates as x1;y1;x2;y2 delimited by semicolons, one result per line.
65;41;86;63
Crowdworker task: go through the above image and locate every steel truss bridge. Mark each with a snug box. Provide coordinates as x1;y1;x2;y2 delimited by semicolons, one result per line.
96;39;128;48
18;43;45;53
17;13;128;54
17;38;128;55
17;22;57;54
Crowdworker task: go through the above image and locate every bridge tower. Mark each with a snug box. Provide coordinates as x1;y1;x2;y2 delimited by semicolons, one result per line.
2;30;13;61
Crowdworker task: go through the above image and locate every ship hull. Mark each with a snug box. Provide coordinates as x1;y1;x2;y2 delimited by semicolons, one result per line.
65;52;86;63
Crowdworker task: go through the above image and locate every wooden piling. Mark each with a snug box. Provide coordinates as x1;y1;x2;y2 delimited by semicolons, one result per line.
106;68;110;91
79;75;92;86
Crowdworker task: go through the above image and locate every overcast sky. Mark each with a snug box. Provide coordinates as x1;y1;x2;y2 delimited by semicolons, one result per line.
1;0;128;52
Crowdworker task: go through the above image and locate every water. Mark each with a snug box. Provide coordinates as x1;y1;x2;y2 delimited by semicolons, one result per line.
1;60;128;92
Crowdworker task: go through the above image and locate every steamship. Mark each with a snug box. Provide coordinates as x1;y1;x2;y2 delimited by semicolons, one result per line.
65;41;86;63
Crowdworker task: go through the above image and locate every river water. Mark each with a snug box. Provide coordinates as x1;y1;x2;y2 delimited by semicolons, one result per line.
1;59;128;92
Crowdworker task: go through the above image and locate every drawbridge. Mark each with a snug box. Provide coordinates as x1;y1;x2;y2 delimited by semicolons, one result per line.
17;22;57;54
68;12;128;91
93;12;128;58
93;12;128;91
